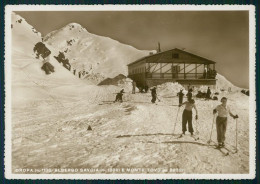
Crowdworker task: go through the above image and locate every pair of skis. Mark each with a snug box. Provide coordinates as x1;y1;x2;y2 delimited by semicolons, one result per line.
207;139;229;156
207;115;239;156
176;134;235;156
208;140;238;156
176;133;199;141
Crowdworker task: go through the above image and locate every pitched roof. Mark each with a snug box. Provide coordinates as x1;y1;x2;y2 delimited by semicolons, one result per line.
127;48;216;66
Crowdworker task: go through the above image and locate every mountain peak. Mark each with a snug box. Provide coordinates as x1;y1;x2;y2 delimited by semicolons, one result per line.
64;22;87;31
66;22;83;27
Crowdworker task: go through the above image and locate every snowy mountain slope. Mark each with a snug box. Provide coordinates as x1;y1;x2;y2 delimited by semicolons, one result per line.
11;12;242;108
11;13;87;107
11;13;132;108
43;22;243;92
216;74;241;91
43;23;154;78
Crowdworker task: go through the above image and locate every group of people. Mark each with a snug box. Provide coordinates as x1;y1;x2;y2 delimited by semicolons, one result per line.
178;88;238;148
114;81;239;148
203;67;217;79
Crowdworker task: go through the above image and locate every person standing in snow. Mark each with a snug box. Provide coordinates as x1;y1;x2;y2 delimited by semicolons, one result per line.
213;97;238;148
179;98;198;135
206;87;211;100
144;85;149;93
150;87;157;103
187;83;191;91
114;89;124;103
178;89;184;105
186;89;193;101
132;81;136;94
204;67;208;79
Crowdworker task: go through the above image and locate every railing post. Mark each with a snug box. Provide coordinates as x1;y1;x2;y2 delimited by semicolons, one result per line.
184;63;186;79
195;64;197;79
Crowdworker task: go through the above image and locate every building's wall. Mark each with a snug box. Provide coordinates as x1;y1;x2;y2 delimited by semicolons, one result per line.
128;60;146;75
128;73;146;88
146;63;206;79
127;49;216;88
146;79;216;88
128;59;147;88
146;79;177;87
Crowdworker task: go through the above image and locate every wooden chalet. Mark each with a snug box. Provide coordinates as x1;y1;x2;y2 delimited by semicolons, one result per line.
127;48;217;89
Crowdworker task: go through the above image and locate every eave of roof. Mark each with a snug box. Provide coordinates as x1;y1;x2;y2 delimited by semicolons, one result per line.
127;48;216;66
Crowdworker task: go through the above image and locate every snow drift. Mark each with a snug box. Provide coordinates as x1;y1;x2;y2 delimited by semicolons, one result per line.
216;74;241;92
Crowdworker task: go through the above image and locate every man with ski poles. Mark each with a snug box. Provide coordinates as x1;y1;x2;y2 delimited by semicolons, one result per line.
213;97;239;148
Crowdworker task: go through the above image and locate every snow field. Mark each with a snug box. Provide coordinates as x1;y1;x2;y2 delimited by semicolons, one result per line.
12;90;249;173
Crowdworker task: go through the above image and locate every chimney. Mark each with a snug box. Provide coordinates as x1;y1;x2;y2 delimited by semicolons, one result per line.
157;42;161;53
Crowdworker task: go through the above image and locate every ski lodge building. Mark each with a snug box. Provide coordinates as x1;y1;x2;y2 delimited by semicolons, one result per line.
127;48;217;89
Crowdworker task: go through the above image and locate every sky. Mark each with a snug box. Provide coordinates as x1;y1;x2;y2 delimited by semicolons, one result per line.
16;11;249;88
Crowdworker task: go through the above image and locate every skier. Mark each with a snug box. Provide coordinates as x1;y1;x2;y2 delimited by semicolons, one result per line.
179;98;198;135
132;81;136;94
144;85;149;93
206;87;211;100
150;87;157;103
187;83;191;91
114;89;124;103
186;89;193;101
178;89;184;105
213;97;238;148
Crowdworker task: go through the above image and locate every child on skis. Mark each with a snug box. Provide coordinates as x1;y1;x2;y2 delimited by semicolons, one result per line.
213;97;238;148
179;98;198;136
114;89;124;103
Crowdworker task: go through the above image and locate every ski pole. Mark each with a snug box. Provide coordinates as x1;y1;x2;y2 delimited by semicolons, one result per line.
207;114;216;144
235;118;238;153
195;117;199;135
173;106;180;135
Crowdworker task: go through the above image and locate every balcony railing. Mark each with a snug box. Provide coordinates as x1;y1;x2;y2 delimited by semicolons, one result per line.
146;73;215;79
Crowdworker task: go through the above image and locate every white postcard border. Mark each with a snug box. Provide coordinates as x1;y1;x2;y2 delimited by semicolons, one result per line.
4;4;256;180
